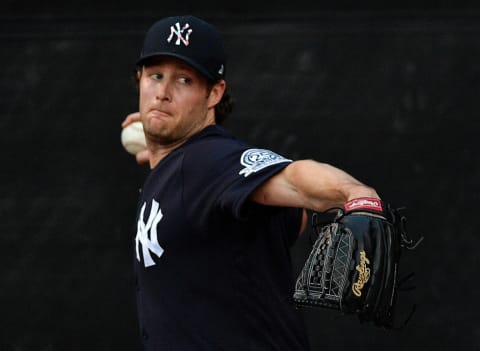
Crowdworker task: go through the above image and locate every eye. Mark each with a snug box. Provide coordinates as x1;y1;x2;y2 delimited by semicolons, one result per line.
150;73;163;80
178;76;192;84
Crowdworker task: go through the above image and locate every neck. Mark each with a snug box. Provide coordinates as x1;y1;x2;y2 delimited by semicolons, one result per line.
147;139;186;169
147;123;216;169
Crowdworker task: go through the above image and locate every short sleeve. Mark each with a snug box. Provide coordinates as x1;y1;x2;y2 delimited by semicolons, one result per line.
182;140;292;224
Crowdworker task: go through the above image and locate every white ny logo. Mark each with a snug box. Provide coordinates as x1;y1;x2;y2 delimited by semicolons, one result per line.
135;200;164;267
167;22;193;46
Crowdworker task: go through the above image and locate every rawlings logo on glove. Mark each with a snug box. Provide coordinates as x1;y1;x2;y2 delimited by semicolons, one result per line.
352;250;370;297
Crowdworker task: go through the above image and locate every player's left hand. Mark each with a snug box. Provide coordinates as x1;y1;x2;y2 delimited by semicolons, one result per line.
293;197;423;329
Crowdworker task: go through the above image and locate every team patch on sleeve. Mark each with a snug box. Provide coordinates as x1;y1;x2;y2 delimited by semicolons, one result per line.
238;148;292;177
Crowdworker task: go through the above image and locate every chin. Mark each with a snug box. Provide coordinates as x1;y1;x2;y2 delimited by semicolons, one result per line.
145;129;174;144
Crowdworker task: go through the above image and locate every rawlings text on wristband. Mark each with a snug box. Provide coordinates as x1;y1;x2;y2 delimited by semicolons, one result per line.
344;197;383;213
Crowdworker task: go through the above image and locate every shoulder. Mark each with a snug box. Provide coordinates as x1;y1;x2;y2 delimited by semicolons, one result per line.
181;125;293;185
182;125;251;165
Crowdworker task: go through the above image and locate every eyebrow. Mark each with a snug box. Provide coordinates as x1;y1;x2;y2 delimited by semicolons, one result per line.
144;57;193;70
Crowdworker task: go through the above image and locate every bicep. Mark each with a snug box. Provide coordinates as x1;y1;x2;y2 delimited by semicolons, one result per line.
250;167;308;235
249;163;306;208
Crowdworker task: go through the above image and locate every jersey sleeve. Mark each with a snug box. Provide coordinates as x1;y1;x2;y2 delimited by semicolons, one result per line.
182;140;293;224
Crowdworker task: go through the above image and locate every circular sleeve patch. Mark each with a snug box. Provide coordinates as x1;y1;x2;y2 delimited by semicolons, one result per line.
238;148;292;177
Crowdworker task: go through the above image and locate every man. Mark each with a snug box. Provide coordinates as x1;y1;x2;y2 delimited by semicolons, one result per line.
123;15;379;351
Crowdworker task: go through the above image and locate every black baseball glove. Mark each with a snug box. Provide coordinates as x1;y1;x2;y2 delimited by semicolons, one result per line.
293;197;422;329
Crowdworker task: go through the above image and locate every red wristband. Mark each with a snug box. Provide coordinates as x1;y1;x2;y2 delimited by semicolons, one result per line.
344;197;383;212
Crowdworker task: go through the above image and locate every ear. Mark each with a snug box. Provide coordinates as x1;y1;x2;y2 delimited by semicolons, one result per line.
207;80;226;108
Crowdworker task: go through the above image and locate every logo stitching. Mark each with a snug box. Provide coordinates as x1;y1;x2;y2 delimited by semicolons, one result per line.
136;200;164;267
352;250;370;297
239;148;291;177
167;22;193;46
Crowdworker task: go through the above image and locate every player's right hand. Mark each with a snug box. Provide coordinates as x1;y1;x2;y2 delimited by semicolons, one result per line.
122;111;141;127
122;112;150;165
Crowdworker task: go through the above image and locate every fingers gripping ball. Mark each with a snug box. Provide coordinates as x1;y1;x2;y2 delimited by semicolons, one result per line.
121;121;147;155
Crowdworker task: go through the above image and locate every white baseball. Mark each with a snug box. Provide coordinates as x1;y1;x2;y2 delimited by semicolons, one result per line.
121;121;147;155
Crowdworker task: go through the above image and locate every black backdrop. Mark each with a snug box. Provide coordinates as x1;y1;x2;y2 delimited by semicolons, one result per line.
1;2;479;350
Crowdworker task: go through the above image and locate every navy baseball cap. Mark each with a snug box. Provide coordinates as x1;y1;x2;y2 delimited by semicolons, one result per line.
136;15;226;82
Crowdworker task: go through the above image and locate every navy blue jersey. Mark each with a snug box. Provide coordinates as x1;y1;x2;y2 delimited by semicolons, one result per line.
134;125;310;351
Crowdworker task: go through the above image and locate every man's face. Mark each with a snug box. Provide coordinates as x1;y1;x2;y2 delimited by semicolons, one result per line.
138;56;217;147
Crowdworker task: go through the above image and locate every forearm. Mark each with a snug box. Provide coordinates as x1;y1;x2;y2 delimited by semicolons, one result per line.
252;159;379;212
288;160;379;209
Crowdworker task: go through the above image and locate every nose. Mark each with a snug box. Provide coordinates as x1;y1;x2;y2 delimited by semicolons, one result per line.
155;81;172;102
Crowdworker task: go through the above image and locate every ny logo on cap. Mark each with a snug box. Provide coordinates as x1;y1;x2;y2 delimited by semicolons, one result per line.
167;22;193;46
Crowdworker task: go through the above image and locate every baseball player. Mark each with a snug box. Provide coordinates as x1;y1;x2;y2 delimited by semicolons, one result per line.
123;15;379;351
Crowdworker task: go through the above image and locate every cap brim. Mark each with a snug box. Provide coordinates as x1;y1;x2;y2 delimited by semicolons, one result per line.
136;52;216;82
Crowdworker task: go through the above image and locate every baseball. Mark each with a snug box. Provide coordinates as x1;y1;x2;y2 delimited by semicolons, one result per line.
121;121;147;155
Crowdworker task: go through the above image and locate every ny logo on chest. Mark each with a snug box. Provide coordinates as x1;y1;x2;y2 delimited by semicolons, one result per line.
136;200;164;267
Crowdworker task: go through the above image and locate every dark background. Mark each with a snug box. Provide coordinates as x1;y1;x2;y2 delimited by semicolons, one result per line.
1;1;479;350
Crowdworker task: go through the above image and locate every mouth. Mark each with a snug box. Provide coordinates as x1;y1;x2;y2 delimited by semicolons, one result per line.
148;109;170;119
